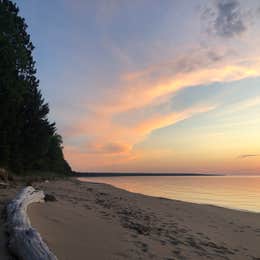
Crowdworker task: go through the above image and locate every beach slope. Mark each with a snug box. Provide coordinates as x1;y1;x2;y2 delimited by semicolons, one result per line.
28;179;260;260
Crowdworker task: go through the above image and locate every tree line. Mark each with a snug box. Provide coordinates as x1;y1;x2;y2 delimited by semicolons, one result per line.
0;0;71;174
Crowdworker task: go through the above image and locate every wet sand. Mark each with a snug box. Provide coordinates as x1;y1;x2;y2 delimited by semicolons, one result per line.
27;179;260;260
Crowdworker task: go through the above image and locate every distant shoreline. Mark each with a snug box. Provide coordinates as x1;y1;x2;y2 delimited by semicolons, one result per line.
73;172;224;177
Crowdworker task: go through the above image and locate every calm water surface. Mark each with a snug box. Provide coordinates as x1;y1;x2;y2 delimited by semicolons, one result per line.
79;176;260;213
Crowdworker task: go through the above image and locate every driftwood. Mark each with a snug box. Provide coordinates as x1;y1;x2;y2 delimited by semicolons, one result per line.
0;182;9;189
6;186;57;260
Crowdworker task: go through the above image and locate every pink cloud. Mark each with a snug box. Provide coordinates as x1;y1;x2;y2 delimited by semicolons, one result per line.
63;47;260;171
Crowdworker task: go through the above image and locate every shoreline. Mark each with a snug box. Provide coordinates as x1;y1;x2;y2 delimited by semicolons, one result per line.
74;172;224;177
27;178;260;259
81;179;259;214
78;177;260;214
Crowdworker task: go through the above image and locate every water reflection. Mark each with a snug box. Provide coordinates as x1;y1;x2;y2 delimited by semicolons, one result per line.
79;176;260;213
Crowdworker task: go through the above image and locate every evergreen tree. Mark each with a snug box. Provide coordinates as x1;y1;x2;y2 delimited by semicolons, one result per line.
0;0;71;174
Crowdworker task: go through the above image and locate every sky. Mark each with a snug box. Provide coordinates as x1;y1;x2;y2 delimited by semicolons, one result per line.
15;0;260;174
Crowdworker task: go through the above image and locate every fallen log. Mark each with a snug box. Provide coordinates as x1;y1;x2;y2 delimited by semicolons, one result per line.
6;186;58;260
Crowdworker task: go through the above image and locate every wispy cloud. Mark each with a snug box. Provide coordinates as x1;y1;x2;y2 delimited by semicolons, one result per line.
201;0;252;38
238;154;260;159
64;48;260;170
214;0;246;38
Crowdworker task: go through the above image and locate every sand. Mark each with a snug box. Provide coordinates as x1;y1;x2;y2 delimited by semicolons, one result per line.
25;179;260;260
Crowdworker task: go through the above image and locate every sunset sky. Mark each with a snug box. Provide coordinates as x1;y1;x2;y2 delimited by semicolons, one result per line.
15;0;260;174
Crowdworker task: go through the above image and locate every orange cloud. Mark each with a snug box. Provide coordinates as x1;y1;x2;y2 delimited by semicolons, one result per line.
63;49;260;171
135;105;216;135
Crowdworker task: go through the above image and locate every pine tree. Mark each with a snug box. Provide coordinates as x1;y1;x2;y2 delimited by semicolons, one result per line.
0;0;71;174
0;0;29;169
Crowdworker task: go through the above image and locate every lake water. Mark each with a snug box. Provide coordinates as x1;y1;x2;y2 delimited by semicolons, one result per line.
79;176;260;213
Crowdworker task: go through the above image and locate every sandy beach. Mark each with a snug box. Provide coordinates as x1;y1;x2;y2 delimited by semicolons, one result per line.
24;179;260;260
2;1;260;259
